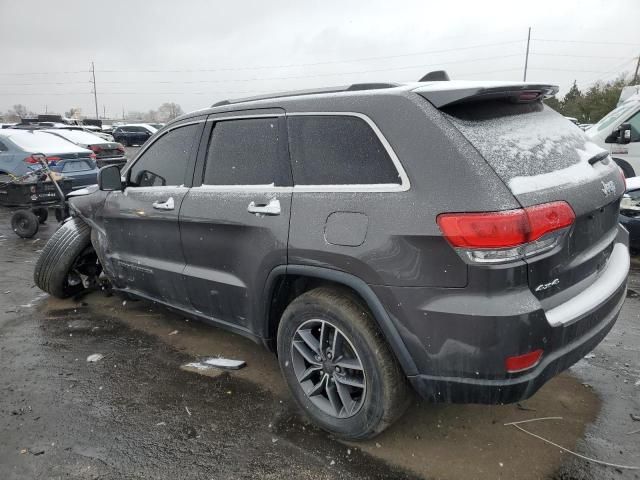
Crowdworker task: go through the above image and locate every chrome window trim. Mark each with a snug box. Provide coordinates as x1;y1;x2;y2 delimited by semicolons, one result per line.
121;119;206;179
197;111;410;193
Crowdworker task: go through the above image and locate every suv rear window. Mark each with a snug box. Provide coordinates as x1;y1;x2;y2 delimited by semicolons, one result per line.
203;117;290;186
443;101;604;195
287;115;400;185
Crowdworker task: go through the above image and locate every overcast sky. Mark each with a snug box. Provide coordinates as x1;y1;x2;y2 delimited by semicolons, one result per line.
1;0;638;119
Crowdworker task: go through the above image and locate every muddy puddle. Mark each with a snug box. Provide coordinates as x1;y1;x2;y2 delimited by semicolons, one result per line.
40;291;602;480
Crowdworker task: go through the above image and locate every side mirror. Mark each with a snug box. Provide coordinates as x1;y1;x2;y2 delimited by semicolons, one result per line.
606;123;632;144
618;123;632;144
98;164;123;191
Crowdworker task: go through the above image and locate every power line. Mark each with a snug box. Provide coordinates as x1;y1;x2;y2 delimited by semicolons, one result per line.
529;52;633;59
0;53;524;88
532;38;639;46
94;40;525;74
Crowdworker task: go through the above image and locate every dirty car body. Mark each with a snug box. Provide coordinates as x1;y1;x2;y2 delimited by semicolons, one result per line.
43;80;629;437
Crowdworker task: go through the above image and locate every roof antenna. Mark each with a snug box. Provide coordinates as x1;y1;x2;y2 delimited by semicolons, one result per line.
419;70;450;82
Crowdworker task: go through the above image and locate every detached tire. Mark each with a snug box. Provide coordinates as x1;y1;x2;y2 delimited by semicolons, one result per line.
34;217;93;298
277;287;411;440
11;210;39;238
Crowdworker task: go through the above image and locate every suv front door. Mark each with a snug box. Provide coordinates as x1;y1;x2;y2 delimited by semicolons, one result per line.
180;110;291;336
103;119;204;308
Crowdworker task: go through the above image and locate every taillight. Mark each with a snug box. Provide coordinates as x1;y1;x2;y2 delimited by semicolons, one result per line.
437;201;575;264
116;144;125;152
89;153;97;160
90;145;103;153
24;155;61;164
505;349;543;373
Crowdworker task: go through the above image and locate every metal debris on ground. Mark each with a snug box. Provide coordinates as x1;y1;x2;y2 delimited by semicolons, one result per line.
185;406;191;416
183;357;246;371
86;353;104;363
505;417;639;471
168;330;178;336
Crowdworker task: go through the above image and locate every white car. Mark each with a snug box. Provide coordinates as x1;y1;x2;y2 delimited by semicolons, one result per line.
586;91;640;177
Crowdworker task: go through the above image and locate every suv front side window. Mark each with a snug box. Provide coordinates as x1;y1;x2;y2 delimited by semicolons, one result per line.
287;115;401;186
128;124;199;187
203;117;291;186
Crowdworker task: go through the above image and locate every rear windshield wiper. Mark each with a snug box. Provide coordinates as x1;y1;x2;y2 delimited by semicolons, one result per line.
588;151;610;166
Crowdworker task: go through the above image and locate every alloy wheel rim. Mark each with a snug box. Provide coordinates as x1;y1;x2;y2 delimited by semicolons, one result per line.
291;319;366;419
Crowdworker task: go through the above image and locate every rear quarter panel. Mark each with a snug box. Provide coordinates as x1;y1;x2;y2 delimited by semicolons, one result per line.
284;91;520;287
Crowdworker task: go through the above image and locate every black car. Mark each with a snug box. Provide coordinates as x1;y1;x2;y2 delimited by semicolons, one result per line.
34;79;629;440
112;124;157;146
619;177;640;253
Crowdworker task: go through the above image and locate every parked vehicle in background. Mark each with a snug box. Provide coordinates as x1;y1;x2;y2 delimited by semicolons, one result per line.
56;125;115;142
565;116;580;125
112;124;157;146
0;129;98;189
34;79;628;440
586;92;640;177
43;129;126;168
619;176;640;253
579;123;593;131
147;123;165;130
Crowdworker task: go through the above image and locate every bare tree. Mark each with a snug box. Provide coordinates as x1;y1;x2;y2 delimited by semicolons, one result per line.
65;107;82;119
157;102;184;122
4;104;33;121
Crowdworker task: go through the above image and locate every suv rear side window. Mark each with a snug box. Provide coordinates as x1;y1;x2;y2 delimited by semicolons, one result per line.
129;124;199;187
287;115;400;185
203;117;291;186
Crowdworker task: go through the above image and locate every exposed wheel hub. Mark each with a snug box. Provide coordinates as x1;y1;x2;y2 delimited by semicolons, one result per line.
291;319;366;419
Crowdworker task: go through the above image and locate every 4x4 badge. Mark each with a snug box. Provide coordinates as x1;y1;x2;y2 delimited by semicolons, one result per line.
601;180;616;198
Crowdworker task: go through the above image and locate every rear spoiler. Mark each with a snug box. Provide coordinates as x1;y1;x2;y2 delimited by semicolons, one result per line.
413;82;559;108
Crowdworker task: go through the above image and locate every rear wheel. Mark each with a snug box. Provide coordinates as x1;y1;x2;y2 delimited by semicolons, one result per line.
34;217;100;298
11;210;39;238
277;287;411;440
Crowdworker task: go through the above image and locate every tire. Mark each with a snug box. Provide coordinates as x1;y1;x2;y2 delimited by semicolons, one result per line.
33;207;48;224
277;286;411;440
613;158;635;178
11;210;39;238
34;217;94;298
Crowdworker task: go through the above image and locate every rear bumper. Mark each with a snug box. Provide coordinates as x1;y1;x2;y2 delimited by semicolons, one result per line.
372;234;629;404
407;282;625;403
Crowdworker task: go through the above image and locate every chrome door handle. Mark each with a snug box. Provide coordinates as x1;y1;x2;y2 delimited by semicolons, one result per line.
152;197;175;210
247;198;281;216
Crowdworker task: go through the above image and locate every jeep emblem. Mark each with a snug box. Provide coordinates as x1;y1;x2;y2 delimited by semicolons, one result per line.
601;180;616;198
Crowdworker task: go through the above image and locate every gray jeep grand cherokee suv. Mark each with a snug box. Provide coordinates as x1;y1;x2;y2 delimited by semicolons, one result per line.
34;79;630;439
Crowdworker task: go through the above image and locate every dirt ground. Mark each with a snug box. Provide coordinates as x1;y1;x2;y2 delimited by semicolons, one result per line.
0;207;638;480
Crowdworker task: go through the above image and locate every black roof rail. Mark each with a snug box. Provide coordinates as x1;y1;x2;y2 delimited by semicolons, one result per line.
211;82;400;108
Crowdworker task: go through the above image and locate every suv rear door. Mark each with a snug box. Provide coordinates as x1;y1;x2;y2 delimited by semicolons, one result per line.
179;110;292;335
102;119;203;308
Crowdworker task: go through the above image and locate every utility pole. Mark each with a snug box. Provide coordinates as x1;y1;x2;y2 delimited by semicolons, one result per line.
523;27;531;81
103;105;106;119
633;55;640;84
91;62;99;120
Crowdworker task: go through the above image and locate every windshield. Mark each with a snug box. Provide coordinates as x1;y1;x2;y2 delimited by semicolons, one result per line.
7;131;89;153
591;102;639;133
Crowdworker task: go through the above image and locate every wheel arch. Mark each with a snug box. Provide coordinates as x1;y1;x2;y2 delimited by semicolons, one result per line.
612;157;636;178
263;265;418;376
